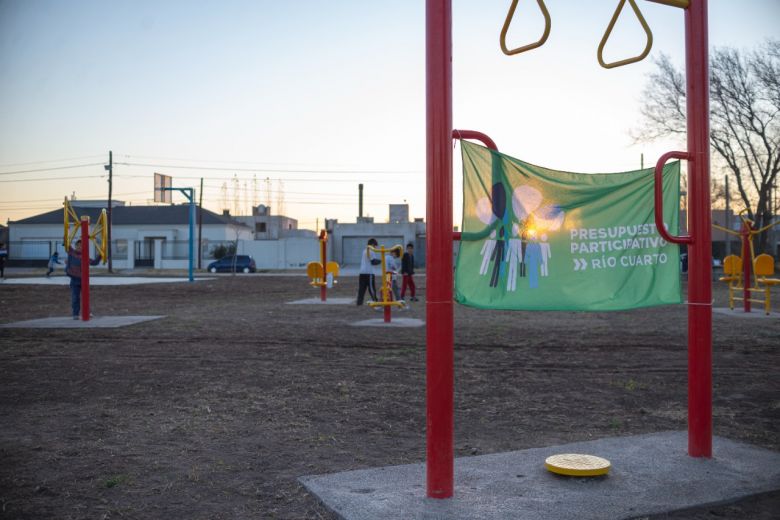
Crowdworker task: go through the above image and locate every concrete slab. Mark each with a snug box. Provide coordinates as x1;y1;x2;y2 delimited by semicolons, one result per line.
350;318;425;328
713;307;780;319
287;297;355;305
0;277;212;286
300;431;780;520
0;316;165;329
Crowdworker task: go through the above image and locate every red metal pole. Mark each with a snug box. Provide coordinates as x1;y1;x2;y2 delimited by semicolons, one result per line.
80;218;90;322
320;230;327;302
426;0;454;498
685;0;712;458
741;222;751;312
384;304;391;323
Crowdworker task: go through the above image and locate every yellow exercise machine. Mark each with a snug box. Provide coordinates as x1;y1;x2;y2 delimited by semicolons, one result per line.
718;255;742;310
63;198;108;263
753;254;780;315
713;211;779;315
63;198;107;322
307;230;339;301
367;244;404;323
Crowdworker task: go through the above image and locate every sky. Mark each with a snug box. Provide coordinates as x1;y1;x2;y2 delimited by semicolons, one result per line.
1;0;778;230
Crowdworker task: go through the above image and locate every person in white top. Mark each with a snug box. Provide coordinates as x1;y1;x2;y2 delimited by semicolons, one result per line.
357;238;380;305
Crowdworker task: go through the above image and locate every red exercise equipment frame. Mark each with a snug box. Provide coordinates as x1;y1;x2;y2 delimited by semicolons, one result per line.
426;0;712;499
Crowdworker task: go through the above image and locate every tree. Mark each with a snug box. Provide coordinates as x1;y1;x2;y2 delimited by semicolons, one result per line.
636;40;780;253
211;243;235;260
229;222;249;275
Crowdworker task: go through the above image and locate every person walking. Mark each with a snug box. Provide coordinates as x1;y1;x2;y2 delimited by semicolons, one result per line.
401;242;418;301
66;239;100;319
356;238;380;306
46;251;62;277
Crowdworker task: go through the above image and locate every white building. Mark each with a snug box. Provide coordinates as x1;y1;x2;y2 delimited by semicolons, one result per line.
233;204;315;240
325;204;427;266
7;200;430;270
7;201;251;269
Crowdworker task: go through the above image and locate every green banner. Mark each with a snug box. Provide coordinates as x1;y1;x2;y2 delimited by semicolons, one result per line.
455;141;682;311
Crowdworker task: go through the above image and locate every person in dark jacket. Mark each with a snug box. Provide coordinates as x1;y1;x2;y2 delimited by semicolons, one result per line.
401;242;418;301
66;239;100;319
0;243;7;279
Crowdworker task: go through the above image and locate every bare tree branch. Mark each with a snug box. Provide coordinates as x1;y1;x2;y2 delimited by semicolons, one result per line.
635;40;780;252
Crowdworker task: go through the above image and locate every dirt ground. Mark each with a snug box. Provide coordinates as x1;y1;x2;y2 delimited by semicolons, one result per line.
0;272;778;519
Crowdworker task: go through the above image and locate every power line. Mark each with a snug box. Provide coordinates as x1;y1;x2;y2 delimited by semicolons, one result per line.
113;161;420;175
0;155;104;168
0;191;149;204
0;162;104;176
0;175;104;183
115;153;369;169
1;194;395;208
196;184;385;198
114;173;405;184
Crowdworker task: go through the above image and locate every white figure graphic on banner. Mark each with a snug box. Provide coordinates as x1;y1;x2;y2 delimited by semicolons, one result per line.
540;233;551;277
506;223;524;291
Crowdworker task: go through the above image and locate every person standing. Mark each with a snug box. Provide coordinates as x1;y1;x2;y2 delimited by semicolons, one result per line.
0;243;7;279
401;242;418;301
356;238;380;306
388;247;403;303
66;239;100;319
46;251;62;277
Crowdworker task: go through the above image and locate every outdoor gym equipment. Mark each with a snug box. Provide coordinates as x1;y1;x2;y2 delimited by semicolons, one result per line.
427;0;711;498
544;453;611;477
306;230;340;301
714;212;780;315
367;244;404;323
64;198;108;322
718;254;742;310
753;254;780;314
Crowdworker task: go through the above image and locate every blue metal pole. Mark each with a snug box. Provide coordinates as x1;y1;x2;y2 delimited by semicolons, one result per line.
188;188;194;282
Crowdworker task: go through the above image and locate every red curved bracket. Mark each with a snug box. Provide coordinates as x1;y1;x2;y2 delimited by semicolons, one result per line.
451;130;498;241
452;130;498;241
654;150;693;245
452;129;498;151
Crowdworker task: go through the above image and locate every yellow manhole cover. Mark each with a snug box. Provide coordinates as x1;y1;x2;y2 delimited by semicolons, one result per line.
544;453;611;477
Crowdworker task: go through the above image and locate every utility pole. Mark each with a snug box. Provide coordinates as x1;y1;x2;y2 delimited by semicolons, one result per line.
105;150;113;272
725;175;731;256
198;177;204;270
641;153;644;170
